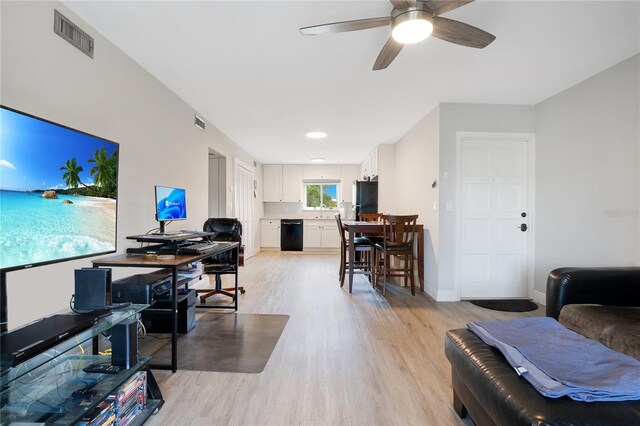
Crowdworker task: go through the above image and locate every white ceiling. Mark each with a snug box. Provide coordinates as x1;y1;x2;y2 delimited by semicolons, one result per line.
64;1;640;164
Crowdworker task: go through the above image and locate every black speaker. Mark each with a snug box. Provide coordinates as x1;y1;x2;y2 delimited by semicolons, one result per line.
74;268;112;311
111;319;138;368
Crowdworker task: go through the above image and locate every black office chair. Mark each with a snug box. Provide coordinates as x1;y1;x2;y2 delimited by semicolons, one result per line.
196;218;245;304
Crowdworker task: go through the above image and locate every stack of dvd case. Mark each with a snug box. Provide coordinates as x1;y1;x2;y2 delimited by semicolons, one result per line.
108;371;147;426
76;400;116;426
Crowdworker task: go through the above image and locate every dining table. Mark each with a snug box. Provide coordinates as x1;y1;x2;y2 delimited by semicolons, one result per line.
341;220;425;294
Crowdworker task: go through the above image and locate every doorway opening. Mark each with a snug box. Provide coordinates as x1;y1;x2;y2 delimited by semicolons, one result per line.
208;149;226;219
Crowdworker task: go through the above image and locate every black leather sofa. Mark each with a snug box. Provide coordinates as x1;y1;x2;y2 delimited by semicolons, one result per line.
445;267;640;426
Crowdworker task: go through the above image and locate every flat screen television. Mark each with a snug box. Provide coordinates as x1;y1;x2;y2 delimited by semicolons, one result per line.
0;106;119;272
154;186;186;233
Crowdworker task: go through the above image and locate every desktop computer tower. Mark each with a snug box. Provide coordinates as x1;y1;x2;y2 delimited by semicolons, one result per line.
141;289;196;334
74;268;112;311
111;319;138;368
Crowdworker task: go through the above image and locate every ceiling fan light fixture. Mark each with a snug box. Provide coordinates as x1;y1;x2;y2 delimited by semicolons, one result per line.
391;10;433;45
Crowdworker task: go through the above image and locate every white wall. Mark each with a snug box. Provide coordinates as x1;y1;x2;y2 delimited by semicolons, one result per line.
386;104;536;300
392;106;440;298
376;144;396;214
1;1;261;327
391;56;639;301
534;55;640;293
438;104;536;299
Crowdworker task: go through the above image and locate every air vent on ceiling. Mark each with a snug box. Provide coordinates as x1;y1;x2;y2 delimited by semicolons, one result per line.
195;115;206;131
54;10;94;58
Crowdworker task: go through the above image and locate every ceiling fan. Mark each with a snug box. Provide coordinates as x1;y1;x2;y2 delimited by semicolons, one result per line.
299;0;495;70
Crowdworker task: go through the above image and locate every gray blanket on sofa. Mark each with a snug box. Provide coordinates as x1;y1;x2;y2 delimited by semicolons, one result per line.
468;317;640;402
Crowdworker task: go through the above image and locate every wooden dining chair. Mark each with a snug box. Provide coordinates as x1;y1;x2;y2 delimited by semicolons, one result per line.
357;213;384;286
358;212;385;245
358;212;383;222
373;214;419;296
335;213;373;287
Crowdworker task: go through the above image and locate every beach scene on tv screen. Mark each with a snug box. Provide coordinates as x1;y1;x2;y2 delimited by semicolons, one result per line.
0;108;118;270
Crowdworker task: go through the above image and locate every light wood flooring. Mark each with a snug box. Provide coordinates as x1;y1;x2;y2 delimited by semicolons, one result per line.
147;251;542;426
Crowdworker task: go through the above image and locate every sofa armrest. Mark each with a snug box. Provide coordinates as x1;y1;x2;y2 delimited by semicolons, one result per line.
546;267;640;319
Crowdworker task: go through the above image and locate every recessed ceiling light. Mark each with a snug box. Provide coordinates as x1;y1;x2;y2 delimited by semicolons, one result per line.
305;131;328;139
310;158;325;163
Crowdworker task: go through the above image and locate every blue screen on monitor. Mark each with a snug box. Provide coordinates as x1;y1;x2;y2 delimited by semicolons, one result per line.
155;186;186;221
0;106;119;271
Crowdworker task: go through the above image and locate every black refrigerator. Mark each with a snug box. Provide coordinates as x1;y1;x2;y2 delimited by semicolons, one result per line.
353;181;378;220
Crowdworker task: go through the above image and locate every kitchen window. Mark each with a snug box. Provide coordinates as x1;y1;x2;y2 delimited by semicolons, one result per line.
304;182;339;210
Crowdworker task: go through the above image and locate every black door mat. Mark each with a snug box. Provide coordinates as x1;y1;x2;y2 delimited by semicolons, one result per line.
149;313;289;373
468;299;538;312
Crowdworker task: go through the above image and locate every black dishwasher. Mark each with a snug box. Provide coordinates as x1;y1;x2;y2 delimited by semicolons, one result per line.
280;219;303;251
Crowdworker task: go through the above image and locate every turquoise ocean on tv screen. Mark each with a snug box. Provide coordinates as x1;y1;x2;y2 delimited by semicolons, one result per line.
0;190;116;269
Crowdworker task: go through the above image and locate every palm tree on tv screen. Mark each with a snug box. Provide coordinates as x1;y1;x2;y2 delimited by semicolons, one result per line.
59;149;117;199
60;158;85;190
88;147;118;198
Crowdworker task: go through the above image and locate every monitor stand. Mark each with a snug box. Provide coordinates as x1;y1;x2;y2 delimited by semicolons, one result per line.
158;221;166;234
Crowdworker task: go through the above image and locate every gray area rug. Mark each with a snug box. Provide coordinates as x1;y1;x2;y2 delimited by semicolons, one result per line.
150;313;289;373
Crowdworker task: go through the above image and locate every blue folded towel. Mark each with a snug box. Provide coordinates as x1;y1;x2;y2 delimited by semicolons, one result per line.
468;317;640;402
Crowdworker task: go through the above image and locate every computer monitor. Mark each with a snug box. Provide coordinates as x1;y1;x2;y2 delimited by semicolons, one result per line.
154;186;186;233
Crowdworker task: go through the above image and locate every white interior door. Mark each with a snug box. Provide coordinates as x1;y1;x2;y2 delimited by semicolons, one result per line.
235;160;253;258
458;134;533;299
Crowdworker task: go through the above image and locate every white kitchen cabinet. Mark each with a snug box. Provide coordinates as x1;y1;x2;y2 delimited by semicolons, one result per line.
303;220;340;248
371;146;379;178
302;165;341;180
260;219;280;248
340;165;358;203
263;165;302;203
263;165;283;202
360;146;379;180
282;165;302;202
320;222;340;248
303;222;322;248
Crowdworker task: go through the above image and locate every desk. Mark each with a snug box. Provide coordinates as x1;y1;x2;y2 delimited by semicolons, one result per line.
341;221;424;294
92;242;238;373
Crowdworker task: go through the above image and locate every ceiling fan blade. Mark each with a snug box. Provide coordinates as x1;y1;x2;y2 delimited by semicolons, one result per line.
422;1;474;16
390;0;417;9
431;16;496;48
373;38;403;70
300;17;391;35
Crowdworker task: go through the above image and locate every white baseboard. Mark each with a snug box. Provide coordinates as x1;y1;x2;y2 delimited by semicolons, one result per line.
436;289;459;302
425;284;438;300
533;290;546;306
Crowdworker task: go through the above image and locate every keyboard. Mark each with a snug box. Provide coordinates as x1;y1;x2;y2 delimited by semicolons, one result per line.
178;242;219;255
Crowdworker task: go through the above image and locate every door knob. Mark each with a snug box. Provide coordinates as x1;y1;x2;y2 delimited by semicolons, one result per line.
518;223;528;232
